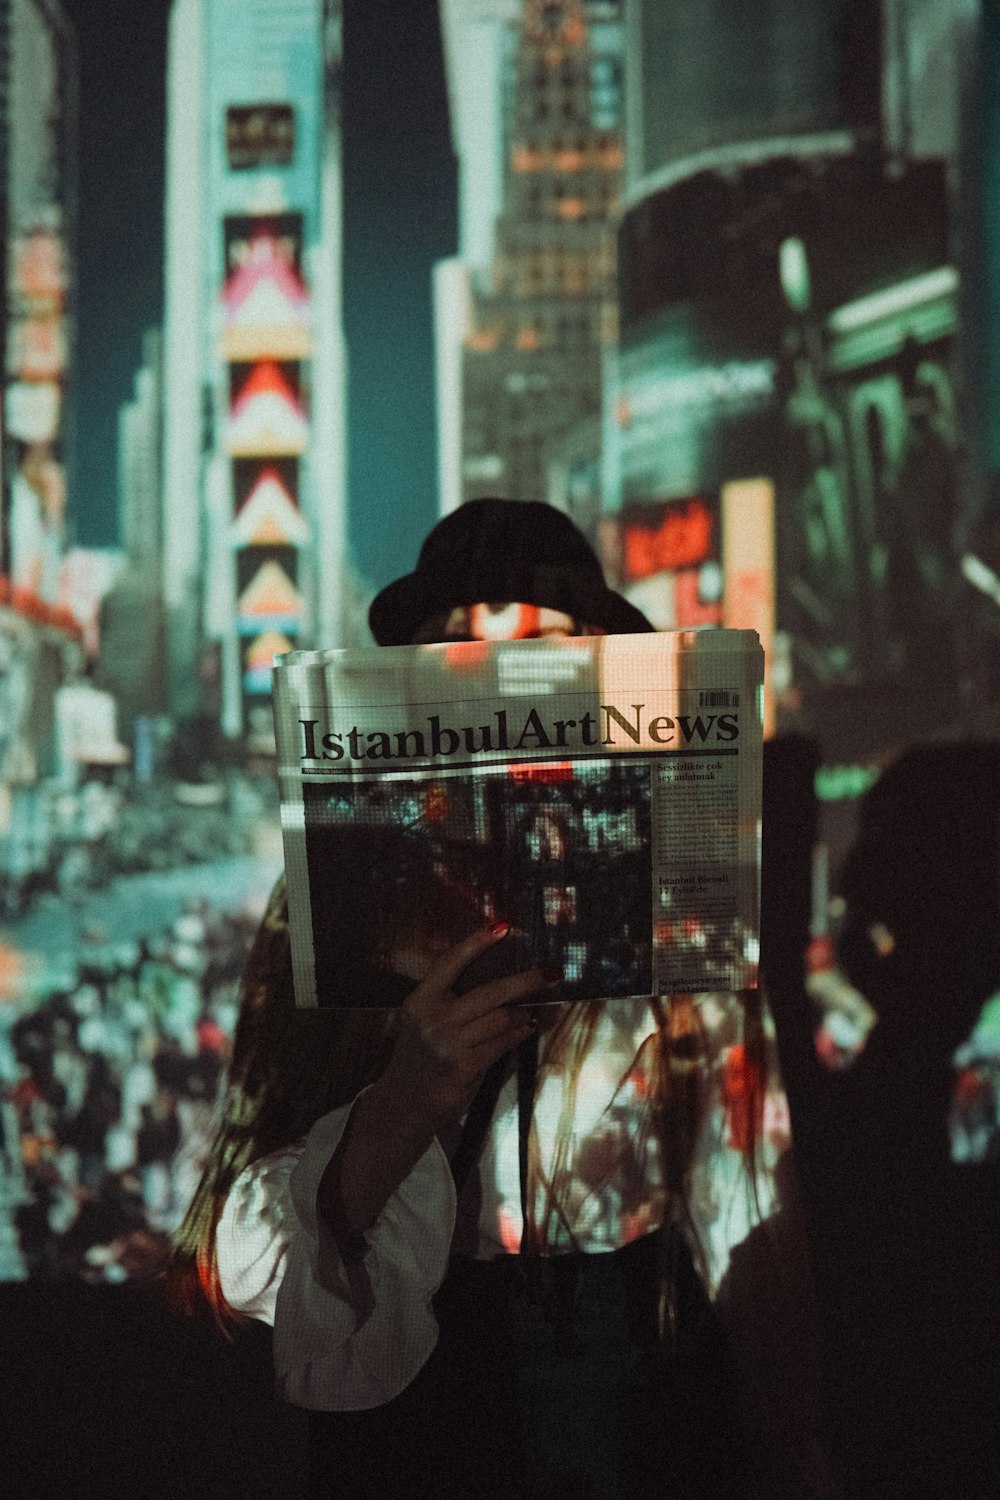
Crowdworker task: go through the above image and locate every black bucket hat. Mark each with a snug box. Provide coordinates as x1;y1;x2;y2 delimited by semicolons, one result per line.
369;498;653;645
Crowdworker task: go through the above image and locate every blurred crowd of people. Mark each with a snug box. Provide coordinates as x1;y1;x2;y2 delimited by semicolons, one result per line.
0;902;260;1281
1;769;276;920
0;894;792;1289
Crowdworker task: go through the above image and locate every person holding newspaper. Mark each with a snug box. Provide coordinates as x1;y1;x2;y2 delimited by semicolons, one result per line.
172;500;836;1500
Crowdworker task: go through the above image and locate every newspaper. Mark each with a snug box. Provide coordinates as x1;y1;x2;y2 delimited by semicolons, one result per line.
272;629;763;1008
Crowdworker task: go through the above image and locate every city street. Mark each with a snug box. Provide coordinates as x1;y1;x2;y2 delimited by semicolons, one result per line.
0;0;997;1493
0;854;281;987
0;850;282;1282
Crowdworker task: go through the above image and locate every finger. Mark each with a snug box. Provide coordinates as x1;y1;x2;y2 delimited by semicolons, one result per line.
451;965;561;1024
465;1016;538;1075
462;1001;539;1051
409;922;512;1005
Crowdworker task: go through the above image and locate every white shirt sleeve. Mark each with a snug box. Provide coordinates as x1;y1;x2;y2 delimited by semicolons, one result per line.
216;1090;458;1411
215;1146;301;1322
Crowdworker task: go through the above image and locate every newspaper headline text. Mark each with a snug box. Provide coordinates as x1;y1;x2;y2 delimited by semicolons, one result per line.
298;704;741;763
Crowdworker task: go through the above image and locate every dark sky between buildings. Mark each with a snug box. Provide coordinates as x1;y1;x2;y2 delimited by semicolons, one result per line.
61;0;457;593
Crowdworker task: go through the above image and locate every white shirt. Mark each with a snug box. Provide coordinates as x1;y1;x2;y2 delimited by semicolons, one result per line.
216;993;788;1411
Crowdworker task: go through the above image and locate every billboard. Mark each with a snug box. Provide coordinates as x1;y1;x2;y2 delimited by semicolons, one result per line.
220;213;312;742
630;0;881;186
616;495;723;630
611;154;957;755
5;224;71;603
220;227;310;361
225;102;296;170
202;0;332;745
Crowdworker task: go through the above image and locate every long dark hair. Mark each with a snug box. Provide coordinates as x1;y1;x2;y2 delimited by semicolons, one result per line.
168;874;399;1324
170;820;487;1324
171;856;766;1328
525;991;764;1303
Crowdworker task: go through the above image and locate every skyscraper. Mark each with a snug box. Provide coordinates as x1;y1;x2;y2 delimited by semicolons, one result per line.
162;0;346;748
437;0;623;516
100;327;167;735
0;0;82;821
1;0;77;605
118;329;164;600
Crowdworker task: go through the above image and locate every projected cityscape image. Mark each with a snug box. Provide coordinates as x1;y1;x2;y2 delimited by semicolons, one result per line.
2;4;1000;1496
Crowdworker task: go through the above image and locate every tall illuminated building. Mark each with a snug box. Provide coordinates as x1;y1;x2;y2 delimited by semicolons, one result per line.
437;0;623;516
609;0;975;751
163;0;346;748
98;328;167;736
1;0;76;604
0;0;82;827
435;0;518;517
118;329;164;601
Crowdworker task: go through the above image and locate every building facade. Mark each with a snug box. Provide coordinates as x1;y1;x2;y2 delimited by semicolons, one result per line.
1;0;76;607
0;0;84;895
610;0;976;753
162;0;347;748
118;329;164;600
97;327;168;738
437;0;624;519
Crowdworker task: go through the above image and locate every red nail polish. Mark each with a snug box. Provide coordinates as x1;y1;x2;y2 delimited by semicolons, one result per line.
490;921;511;938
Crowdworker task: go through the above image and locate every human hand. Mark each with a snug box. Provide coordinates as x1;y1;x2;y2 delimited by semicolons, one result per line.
381;923;555;1136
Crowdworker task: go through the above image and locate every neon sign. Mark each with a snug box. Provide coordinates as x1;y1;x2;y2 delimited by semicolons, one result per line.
622;498;714;579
